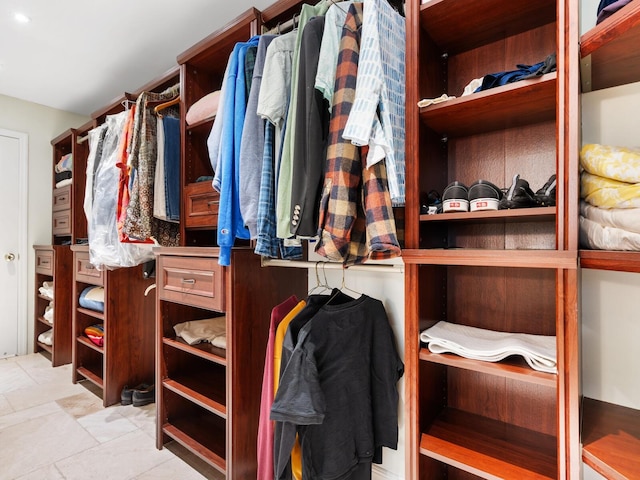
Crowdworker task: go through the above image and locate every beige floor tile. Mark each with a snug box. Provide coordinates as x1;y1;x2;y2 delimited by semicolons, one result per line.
55;430;172;480
14;464;65;480
77;406;138;443
0;393;13;416
116;402;157;439
0;400;61;431
56;390;104;419
0;410;98;479
164;442;226;480
135;457;212;480
0;360;37;394
20;357;74;386
4;374;86;411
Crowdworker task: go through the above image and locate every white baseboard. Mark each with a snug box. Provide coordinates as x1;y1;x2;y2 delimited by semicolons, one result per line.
372;464;404;480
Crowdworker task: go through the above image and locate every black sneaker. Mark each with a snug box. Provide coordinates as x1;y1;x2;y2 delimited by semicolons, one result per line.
535;174;556;206
132;384;155;407
442;181;469;213
468;180;503;212
499;174;538;209
420;190;443;215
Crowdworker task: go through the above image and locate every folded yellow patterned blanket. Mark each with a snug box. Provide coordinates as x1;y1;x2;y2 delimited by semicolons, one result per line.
581;171;640;209
580;143;640;183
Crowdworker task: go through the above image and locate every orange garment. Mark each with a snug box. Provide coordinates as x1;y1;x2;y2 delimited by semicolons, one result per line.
273;299;305;480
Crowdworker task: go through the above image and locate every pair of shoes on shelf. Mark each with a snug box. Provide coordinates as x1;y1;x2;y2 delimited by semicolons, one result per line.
442;180;503;213
420;190;443;215
121;383;155;407
499;174;557;209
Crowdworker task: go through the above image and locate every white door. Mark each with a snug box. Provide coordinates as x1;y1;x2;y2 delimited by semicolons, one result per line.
0;129;28;358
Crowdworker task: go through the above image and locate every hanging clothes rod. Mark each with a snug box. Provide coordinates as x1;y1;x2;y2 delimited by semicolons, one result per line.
76;134;89;144
264;13;299;35
261;258;404;274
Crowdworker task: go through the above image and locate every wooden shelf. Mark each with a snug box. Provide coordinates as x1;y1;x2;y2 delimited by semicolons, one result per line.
76;366;104;389
186;117;215;133
163;379;226;418
419;0;556;55
37;294;53;301
162;421;226;474
36;316;52;327
419;349;557;388
420;408;557;479
582;397;640;480
580;2;640;92
36;341;53;355
420;206;556;223
77;335;104;354
419;73;557;138
163;337;227;366
580;250;640;273
76;307;105;321
402;248;576;269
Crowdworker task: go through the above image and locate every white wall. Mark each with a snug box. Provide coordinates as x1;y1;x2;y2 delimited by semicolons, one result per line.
580;2;640;479
0;94;89;354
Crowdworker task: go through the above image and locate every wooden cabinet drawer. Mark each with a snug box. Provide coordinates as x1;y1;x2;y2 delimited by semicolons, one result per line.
52;209;71;236
184;182;219;229
35;249;54;275
158;255;225;311
53;185;71;212
74;251;104;286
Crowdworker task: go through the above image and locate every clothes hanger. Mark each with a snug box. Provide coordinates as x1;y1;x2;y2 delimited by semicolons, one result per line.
153;97;180;117
338;266;362;297
307;262;329;296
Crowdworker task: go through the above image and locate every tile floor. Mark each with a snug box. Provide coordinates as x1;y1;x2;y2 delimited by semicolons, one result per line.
0;353;224;480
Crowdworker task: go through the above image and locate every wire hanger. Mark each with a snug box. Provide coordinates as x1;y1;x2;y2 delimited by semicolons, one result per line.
308;262;331;296
338;266;362;297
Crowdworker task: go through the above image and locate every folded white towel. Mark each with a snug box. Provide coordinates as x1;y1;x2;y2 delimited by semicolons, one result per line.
43;303;54;324
174;317;226;349
419;321;557;374
38;329;53;346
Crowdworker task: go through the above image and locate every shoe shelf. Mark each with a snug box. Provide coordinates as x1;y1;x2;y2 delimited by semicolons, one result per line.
580;1;640;92
581;397;640;480
163;378;227;418
76;366;104;389
420;206;555;223
419;73;557;138
420;408;557;479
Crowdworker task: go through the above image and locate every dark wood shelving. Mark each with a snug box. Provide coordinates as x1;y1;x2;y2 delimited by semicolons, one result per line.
419;0;556;55
36;316;51;327
186;117;215;133
580;249;640;274
162;419;227;473
420;408;557;479
36;342;53;355
37;294;53;301
419;349;557;388
163;379;227;418
403;248;576;269
582;397;640;479
76;335;104;354
163;337;226;366
419;74;557;138
76;307;105;321
76;366;104;389
580;1;640;92
420;206;555;223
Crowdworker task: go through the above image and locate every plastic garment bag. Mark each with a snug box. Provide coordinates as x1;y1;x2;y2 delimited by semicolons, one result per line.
87;111;156;270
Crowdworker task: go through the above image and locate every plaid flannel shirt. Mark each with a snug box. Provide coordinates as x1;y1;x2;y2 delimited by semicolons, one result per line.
315;3;400;265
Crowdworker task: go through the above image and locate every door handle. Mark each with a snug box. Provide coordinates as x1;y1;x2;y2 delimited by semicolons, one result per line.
4;253;16;262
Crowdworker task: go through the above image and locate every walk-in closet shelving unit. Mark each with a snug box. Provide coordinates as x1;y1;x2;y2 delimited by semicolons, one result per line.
176;8;260;246
70;69;180;407
33;245;72;366
579;3;640;478
155;247;307;478
403;0;580;478
70;246;155;407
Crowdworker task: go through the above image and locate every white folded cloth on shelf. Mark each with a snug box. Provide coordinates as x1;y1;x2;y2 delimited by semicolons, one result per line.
419;321;557;374
39;281;54;299
38;329;53;346
43;303;54;324
174;317;227;349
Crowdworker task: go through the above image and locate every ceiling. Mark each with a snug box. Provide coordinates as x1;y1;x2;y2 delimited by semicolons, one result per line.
0;0;275;116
